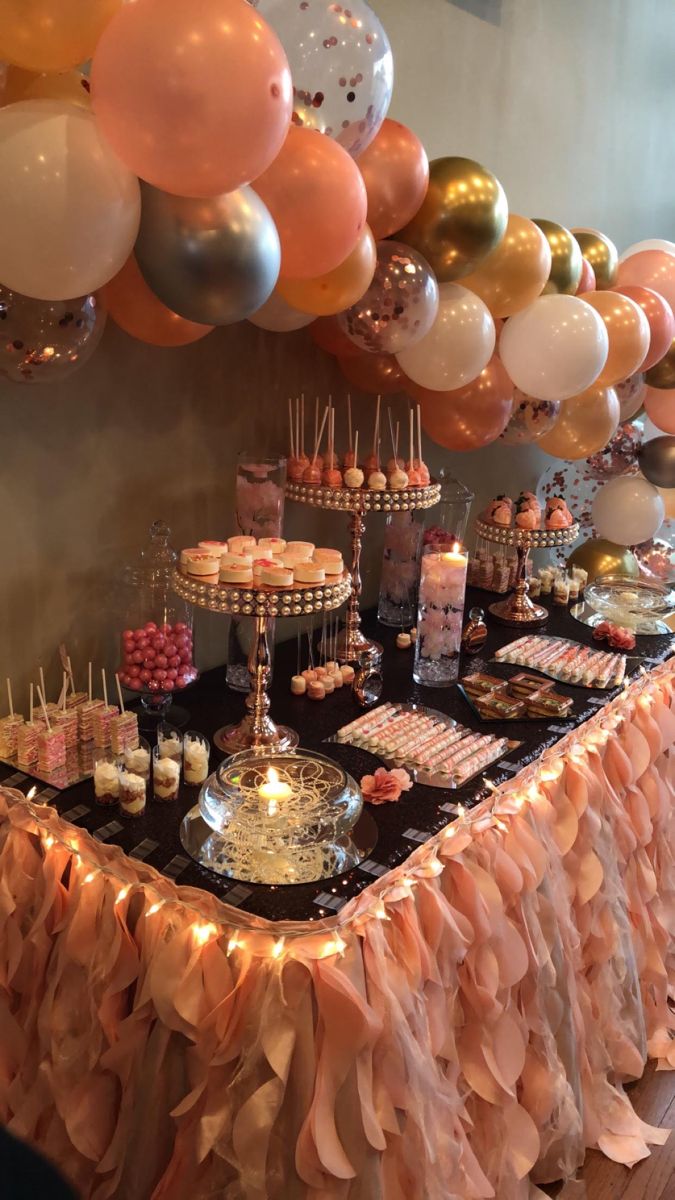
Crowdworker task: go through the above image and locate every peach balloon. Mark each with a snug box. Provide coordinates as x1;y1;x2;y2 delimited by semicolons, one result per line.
337;349;407;395
460;214;551;318
310;316;360;358
576;258;596;294
644;386;675;434
578;291;650;386
0;0;121;72
412;355;514;451
357;119;429;241
616;250;675;312
1;65;90;107
92;0;292;198
537;385;620;460
254;126;367;280
277;226;376;316
613;285;675;371
103;255;213;347
656;485;675;519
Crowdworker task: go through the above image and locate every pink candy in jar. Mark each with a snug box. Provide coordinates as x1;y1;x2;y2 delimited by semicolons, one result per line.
118;620;197;695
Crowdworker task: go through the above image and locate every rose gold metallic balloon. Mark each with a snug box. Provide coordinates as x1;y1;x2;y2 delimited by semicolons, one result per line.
644;385;675;433
412;355;514;451
277;226;376;316
358;118;429;240
337;348;407;395
613;285;675;371
572;228;619;290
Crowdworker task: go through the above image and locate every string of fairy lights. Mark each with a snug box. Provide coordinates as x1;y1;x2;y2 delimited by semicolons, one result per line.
8;659;673;964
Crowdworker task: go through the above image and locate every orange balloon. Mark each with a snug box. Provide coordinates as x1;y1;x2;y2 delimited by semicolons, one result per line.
657;485;675;519
644;385;675;434
337;349;407;395
310;316;360;357
255;126;367;280
103;255;213;347
1;65;90;106
538;385;620;460
412;356;514;451
276;227;376;316
578;291;650;386
461;215;551;317
357;118;429;241
0;0;121;72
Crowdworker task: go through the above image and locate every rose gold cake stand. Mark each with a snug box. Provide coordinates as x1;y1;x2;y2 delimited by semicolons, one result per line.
475;517;580;627
285;479;440;662
172;566;351;754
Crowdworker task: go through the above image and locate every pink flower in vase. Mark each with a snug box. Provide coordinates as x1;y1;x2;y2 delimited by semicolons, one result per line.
235;478;284;537
361;767;413;805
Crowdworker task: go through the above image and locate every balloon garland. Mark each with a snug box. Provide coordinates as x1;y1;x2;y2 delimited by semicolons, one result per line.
0;0;674;518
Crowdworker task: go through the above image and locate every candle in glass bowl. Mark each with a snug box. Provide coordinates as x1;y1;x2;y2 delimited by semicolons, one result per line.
257;766;293;816
413;544;468;687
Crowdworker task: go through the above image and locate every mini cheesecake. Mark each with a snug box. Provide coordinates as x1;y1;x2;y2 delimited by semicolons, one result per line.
286;541;315;559
184;550;220;577
293;561;326;584
257;537;286;555
228;535;257;555
219;563;254;584
260;565;294;587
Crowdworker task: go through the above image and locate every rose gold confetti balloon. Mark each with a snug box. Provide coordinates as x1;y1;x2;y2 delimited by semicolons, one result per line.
0;286;105;383
339;241;439;355
251;0;393;158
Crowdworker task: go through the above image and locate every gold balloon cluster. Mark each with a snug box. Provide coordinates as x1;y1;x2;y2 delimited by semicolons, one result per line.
567;538;639;581
532;219;582;295
572;228;619;290
398;156;508;282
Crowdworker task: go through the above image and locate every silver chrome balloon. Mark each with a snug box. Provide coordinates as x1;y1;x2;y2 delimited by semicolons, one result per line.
135;184;281;326
638;435;675;489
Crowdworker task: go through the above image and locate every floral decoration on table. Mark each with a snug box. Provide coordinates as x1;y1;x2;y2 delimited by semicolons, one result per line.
593;621;637;651
360;766;413;805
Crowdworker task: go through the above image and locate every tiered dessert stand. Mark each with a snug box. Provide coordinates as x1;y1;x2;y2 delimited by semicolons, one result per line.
172;566;351;753
285;480;440;661
474;517;580;627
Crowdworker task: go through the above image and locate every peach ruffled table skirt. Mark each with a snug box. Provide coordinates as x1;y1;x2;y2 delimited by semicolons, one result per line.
0;660;673;1199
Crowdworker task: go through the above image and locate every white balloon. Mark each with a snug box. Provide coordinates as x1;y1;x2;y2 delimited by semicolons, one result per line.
0;100;140;300
499;294;609;402
396;283;495;392
618;238;675;264
592;475;665;546
248;290;314;332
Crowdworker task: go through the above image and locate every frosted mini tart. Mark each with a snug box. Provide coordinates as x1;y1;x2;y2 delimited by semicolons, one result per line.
293;561;326;584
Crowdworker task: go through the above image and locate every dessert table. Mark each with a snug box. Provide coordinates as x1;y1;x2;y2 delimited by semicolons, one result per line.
0;597;673;1200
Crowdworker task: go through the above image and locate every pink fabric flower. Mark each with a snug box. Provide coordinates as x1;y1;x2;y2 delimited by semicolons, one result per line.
360;767;413;805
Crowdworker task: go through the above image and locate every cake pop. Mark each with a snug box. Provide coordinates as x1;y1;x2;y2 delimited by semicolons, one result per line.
368;427;386;490
344;431;364;487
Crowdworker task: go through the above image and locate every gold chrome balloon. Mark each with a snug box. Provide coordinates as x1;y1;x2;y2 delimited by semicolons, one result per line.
532;218;583;295
397;156;508;282
572;228;619;290
644;335;675;389
566;537;639;581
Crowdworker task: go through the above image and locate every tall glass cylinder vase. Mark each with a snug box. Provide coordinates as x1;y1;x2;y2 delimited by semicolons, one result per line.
413;546;468;687
377;511;423;627
227;454;286;692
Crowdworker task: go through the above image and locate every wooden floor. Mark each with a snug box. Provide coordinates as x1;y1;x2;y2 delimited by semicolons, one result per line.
542;1064;675;1199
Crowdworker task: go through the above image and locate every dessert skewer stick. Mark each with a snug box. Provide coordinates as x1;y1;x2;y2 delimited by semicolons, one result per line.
372;394;381;460
39;666;47;706
101;668;109;709
66;656;75;695
388;407;397;461
29;682;33;724
88;662;93;702
314;396;319;457
417;404;423;467
395;421;400;461
61;672;68;710
115;673;125;713
288;397;295;459
312;405;329;465
6;677;13;718
409;406;414;466
300;394;305;459
37;686;51;732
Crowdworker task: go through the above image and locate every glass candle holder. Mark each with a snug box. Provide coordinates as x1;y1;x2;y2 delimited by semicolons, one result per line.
93;751;120;807
377;511;423;628
122;736;151;781
152;744;181;802
183;731;210;787
119;765;147;819
413;545;468;687
157;722;182;764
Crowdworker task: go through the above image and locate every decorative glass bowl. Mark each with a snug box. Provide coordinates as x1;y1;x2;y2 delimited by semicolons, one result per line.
192;749;365;884
583;573;675;634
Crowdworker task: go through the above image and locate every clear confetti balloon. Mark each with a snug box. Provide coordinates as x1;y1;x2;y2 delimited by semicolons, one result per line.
585;420;643;480
634;531;675;583
250;0;393;158
500;389;561;444
615;371;647;421
0;286;105;383
537;458;602;543
339;240;438;355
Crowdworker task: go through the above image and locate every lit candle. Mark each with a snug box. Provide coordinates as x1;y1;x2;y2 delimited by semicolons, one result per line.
258;766;292;816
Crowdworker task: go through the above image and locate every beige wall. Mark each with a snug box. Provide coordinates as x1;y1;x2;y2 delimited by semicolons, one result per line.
2;0;673;701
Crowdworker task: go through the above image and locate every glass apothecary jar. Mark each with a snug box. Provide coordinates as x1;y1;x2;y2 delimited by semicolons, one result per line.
423;470;474;551
117;520;198;723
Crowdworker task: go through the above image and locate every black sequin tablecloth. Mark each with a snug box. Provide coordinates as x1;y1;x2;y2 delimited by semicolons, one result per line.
2;592;672;924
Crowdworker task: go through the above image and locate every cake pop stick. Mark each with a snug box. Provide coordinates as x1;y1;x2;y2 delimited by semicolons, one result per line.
6;677;13;718
303;404;329;483
101;668;109;709
39;666;47;705
300;393;305;459
88;662;93;703
388;408;408;487
416;404;430;484
288;397;295;459
364;394;381;474
407;407;422;485
348;394;353;455
322;405;342;485
369;437;386;489
37;686;51;732
29;683;33;724
116;673;125;713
